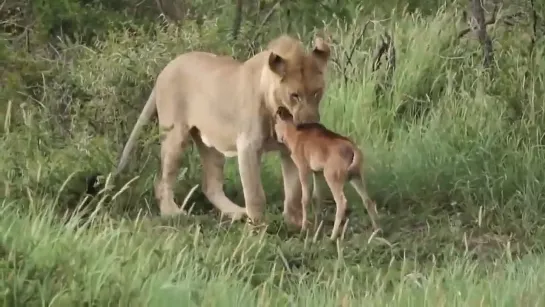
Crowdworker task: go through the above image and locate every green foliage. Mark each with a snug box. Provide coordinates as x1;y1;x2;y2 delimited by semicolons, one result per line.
2;0;545;304
30;0;155;44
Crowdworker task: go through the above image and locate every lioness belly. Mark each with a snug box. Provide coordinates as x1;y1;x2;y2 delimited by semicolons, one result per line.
187;108;240;156
200;133;238;158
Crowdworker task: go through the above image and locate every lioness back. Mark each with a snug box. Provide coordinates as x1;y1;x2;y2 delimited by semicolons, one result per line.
158;52;243;84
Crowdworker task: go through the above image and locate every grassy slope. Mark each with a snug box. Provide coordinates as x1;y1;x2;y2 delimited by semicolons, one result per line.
2;8;545;306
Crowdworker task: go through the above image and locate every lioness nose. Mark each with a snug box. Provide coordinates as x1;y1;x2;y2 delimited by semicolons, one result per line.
298;111;320;124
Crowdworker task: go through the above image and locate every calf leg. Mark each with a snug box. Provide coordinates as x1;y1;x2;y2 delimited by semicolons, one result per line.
324;170;348;240
298;166;312;231
349;175;380;230
311;173;324;225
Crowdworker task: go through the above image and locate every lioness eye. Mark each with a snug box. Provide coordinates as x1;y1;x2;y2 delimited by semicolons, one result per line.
290;93;300;102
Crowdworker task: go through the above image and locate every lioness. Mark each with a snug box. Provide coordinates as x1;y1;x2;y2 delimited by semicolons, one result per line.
102;35;331;225
273;106;380;240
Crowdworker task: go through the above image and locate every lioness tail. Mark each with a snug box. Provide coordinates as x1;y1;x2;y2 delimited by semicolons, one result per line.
115;87;157;175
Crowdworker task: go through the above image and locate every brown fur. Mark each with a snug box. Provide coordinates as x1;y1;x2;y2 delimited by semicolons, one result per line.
111;35;331;226
274;106;380;240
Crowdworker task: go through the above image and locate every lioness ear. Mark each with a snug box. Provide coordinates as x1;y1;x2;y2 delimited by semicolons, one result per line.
268;52;286;77
276;106;293;121
312;37;330;65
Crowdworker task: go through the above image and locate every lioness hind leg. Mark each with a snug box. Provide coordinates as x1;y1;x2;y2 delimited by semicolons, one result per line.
156;125;191;217
192;133;246;221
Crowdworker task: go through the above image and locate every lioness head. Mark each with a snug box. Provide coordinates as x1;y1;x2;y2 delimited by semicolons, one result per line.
274;106;295;143
263;35;330;125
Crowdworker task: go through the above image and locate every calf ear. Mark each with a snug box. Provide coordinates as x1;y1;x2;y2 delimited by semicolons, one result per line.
268;52;287;77
312;37;330;68
276;106;294;121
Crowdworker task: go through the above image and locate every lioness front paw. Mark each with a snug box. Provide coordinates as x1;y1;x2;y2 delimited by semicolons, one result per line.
160;210;185;218
245;218;268;235
160;203;185;217
282;211;302;228
223;208;247;222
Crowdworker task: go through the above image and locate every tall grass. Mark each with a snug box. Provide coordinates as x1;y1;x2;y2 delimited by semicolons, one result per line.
2;201;545;306
2;6;545;305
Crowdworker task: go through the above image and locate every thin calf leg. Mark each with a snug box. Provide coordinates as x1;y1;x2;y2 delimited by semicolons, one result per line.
324;170;348;240
349;176;379;230
298;167;312;231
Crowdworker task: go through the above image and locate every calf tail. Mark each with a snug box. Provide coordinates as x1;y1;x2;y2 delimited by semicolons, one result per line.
347;147;363;179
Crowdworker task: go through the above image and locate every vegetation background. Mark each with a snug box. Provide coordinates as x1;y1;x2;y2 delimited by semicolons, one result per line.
1;0;545;305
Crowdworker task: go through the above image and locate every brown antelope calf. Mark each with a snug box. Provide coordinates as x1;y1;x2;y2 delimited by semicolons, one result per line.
273;106;380;240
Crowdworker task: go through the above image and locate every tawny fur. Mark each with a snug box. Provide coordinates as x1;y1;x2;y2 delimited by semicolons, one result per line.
274;107;380;240
107;35;331;226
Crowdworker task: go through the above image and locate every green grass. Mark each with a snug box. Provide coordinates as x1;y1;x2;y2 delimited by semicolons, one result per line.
2;202;545;306
2;6;545;306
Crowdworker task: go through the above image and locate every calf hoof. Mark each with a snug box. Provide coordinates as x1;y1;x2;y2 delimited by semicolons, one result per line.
300;219;313;232
372;226;383;234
